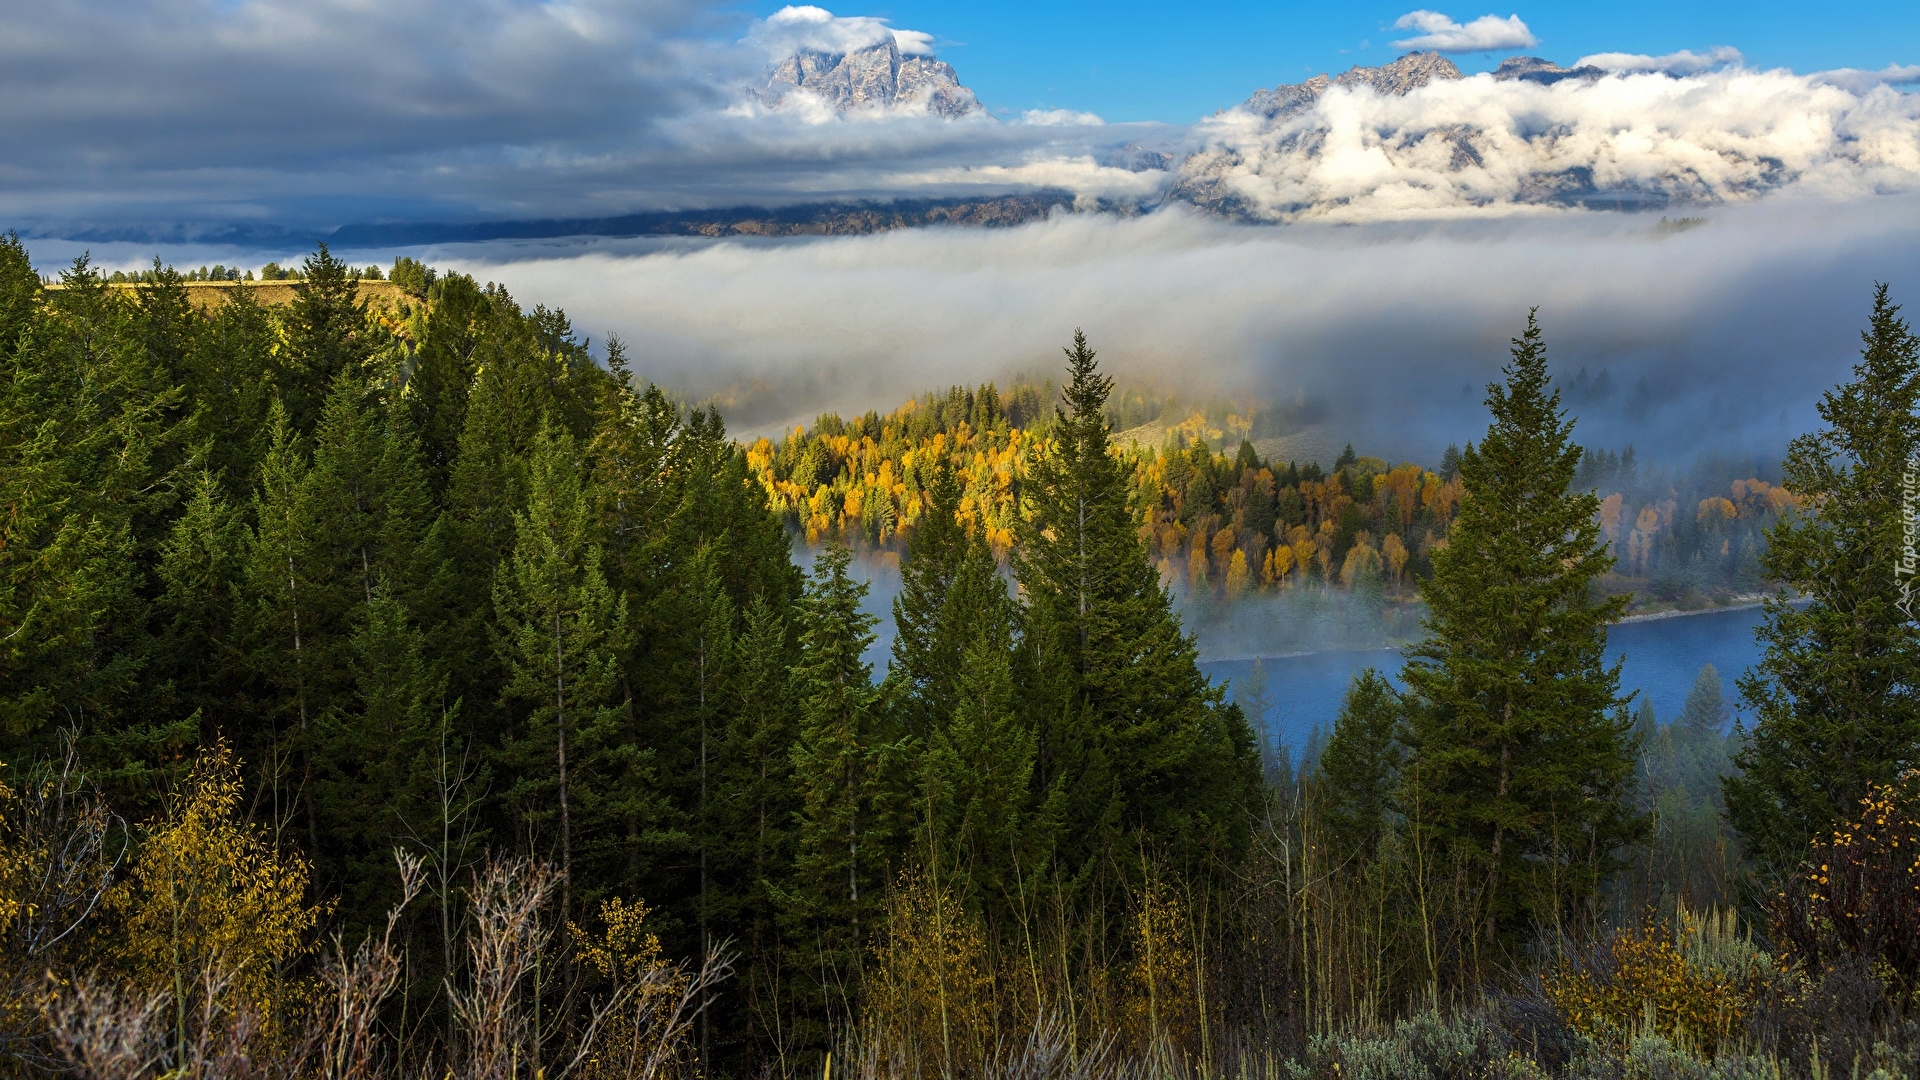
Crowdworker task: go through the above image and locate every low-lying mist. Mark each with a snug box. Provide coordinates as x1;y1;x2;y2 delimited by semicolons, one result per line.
376;194;1920;464
32;191;1920;466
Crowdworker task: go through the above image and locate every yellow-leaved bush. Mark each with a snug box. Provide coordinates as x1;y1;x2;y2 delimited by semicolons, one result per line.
0;769;33;1048
0;771;24;941
570;896;694;1080
105;741;320;1026
1125;876;1198;1053
1546;905;1764;1057
862;868;997;1080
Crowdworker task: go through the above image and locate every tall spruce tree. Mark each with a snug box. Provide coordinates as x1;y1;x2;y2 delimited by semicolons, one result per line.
5;257;178;770
154;471;250;733
406;273;490;491
185;286;277;500
1398;311;1639;952
1015;330;1260;884
919;535;1039;928
302;372;440;615
713;595;800;1060
781;543;911;1031
1316;669;1403;862
277;244;372;434
0;232;37;360
1727;285;1920;871
493;422;633;919
318;584;446;931
889;464;971;738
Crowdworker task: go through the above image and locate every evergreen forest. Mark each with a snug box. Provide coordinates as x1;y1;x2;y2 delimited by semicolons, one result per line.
7;234;1920;1080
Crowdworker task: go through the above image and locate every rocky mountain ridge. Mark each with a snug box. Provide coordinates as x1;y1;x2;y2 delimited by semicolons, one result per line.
756;38;983;117
1242;52;1465;118
1165;50;1797;220
1490;55;1609;85
319;194;1074;247
293;47;1890;245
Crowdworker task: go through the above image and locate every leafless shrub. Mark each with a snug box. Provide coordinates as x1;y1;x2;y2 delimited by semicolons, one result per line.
1;748;126;1072
446;856;560;1080
984;1012;1141;1080
839;1010;1141;1080
5;750;126;960
44;966;260;1080
285;850;425;1080
41;978;168;1080
585;944;735;1080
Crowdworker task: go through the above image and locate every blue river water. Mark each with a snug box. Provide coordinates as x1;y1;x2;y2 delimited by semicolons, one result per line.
1198;604;1771;760
825;547;1773;761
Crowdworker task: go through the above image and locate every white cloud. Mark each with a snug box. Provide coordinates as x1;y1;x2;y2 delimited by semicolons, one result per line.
745;5;934;60
1391;11;1537;53
1179;64;1920;223
1814;64;1920;94
1022;109;1106;126
1576;46;1742;74
0;0;735;225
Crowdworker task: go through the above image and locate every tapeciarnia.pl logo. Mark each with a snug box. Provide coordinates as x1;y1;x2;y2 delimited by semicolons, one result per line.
1901;452;1920;621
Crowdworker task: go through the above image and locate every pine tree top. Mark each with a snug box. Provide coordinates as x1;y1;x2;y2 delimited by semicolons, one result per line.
1056;329;1114;447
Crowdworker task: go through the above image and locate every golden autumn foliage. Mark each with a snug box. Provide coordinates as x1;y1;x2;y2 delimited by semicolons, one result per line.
1381;532;1409;587
1339;534;1380;587
1768;772;1920;1004
0;770;32;1048
105;742;320;1025
862;868;997;1080
1124;878;1198;1053
1698;496;1737;521
0;773;23;942
1263;543;1294;585
1546;907;1759;1058
570;897;700;1080
749;405;1035;555
751;386;1797;616
1225;549;1252;598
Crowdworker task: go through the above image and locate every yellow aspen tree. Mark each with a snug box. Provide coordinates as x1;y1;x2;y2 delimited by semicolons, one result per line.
110;742;320;1041
1209;525;1236;569
1269;544;1295;587
1382;532;1410;589
1225;549;1252;599
1188;524;1210;591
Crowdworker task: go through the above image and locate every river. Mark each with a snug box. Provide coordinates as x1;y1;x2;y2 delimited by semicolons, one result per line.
1198;604;1771;761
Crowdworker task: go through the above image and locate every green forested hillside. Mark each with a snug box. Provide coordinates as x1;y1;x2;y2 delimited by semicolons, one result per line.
0;239;1257;1076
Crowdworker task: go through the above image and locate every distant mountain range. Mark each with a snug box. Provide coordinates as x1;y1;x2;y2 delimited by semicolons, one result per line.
1170;51;1653;216
77;45;1882;246
48;194;1078;248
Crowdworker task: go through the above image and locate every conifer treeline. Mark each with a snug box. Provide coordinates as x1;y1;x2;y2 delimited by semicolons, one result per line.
0;238;1258;1073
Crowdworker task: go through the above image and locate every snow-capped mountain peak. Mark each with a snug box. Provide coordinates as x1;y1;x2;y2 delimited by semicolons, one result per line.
756;37;984;118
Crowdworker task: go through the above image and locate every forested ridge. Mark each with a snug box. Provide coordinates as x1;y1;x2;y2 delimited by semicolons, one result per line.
750;386;1799;620
7;235;1920;1080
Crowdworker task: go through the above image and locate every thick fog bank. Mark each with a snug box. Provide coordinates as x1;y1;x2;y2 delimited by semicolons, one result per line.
31;194;1920;464
396;197;1920;463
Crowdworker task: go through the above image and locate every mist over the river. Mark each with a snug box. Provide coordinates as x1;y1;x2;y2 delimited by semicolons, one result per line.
46;194;1903;466
33;192;1920;467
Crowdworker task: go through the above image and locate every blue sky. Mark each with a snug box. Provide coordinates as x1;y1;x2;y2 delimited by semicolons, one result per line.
746;0;1920;121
